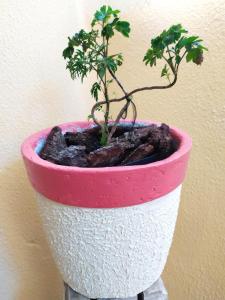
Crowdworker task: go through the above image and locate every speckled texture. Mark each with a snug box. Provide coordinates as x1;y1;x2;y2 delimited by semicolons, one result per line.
36;185;181;298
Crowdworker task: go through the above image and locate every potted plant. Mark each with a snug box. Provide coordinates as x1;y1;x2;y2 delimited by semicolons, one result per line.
21;5;207;299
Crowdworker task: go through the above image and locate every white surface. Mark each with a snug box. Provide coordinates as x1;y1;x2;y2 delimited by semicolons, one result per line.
37;185;181;298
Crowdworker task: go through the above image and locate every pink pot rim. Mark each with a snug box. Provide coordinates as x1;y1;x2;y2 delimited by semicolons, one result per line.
21;120;192;208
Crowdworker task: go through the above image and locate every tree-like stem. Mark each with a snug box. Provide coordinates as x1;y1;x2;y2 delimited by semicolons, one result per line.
107;101;131;142
91;73;178;136
89;22;192;143
108;68;128;96
106;68;134;143
102;33;110;131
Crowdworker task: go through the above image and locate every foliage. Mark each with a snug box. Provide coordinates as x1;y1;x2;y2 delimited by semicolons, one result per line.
144;24;207;82
63;6;130;88
63;6;207;144
63;6;131;144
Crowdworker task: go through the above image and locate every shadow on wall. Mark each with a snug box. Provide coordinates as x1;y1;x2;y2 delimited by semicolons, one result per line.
0;160;63;300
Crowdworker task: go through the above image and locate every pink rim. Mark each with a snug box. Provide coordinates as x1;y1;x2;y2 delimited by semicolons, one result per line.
21;120;192;208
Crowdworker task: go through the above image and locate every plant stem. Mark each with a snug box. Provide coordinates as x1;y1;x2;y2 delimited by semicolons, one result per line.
100;21;110;136
108;68;127;96
104;39;110;132
91;72;178;126
106;68;133;143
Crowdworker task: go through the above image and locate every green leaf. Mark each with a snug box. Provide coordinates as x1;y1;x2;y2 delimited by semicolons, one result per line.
151;36;165;50
95;5;107;21
110;17;119;27
106;79;113;86
65;48;91;82
143;49;157;66
186;52;193;62
87;114;94;121
69;36;80;47
92;6;120;26
91;19;96;27
115;21;131;37
186;48;200;62
102;24;114;39
153;24;188;48
112;10;120;16
198;45;208;51
180;36;199;47
96;105;103;111
115;53;123;66
165;24;187;44
106;56;118;72
91;82;101;101
161;64;169;77
175;55;181;64
143;23;207;69
186;48;204;65
97;63;106;79
62;46;74;59
161;64;171;83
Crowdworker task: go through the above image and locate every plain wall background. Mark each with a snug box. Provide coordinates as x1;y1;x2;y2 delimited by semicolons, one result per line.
0;1;89;299
1;0;225;299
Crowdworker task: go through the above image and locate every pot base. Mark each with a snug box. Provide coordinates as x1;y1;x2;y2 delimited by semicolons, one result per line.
64;277;168;300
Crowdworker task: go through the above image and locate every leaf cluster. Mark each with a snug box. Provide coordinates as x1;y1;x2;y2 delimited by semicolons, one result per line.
92;5;130;39
63;6;207;144
144;24;207;81
63;5;130;102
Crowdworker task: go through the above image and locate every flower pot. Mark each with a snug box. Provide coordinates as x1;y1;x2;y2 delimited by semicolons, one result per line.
21;120;192;298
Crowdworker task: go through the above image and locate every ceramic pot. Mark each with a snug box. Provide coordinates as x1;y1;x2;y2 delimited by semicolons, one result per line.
21;121;192;298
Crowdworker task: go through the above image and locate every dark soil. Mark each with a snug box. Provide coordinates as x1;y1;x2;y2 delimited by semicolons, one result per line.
39;123;179;168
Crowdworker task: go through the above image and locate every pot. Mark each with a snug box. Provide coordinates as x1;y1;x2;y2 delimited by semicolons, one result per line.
21;120;192;298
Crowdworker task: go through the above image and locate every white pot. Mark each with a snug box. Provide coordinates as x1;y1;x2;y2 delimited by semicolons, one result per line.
22;121;192;298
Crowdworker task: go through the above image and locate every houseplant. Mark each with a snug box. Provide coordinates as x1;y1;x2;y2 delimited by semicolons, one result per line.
21;5;206;298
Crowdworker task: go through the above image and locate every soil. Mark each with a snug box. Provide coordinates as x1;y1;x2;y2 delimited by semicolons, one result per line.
39;123;179;168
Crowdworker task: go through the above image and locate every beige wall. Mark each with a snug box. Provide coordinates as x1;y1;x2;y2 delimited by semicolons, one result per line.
1;0;225;299
0;1;89;299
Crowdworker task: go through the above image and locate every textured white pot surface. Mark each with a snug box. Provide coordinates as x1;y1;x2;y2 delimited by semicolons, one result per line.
36;185;181;298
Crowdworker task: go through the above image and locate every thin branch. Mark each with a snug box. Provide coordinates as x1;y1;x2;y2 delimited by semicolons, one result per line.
180;50;188;62
108;68;128;97
107;100;131;143
162;54;176;75
116;74;178;101
100;23;110;130
106;68;134;143
166;46;172;60
91;31;180;142
130;99;137;124
91;74;178;128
